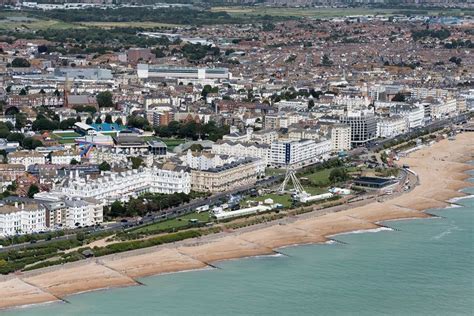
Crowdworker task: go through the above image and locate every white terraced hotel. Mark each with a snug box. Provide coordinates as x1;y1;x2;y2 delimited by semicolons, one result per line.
55;165;191;203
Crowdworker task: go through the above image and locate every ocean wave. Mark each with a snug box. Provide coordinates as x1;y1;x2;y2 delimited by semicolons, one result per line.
431;223;462;241
329;227;393;238
448;194;474;203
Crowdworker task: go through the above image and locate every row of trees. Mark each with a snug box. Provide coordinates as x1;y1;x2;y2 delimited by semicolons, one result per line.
0;122;43;149
106;192;194;218
154;120;229;141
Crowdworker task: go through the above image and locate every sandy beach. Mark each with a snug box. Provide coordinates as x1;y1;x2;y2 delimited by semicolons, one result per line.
1;132;472;310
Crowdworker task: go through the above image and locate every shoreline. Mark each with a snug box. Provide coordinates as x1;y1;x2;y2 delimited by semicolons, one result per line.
1;133;473;311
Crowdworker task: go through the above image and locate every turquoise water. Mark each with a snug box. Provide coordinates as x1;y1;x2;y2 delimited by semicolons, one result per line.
4;186;473;315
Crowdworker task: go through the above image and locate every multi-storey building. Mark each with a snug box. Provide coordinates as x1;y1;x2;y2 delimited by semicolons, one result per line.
190;158;263;193
0;202;47;237
54;165;191;203
269;139;332;168
340;110;377;147
330;124;352;152
429;98;458;120
389;104;424;129
137;64;231;80
8;151;46;168
250;130;279;145
377;116;408;138
211;140;271;166
51;150;81;165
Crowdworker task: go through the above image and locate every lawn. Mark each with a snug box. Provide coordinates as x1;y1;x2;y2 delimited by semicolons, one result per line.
0;17;80;30
78;21;181;29
265;168;285;177
304;168;333;186
241;193;293;208
53;132;80;138
211;6;470;18
133;212;211;233
144;137;186;150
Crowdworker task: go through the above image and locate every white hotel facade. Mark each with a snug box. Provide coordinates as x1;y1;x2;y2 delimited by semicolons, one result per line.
270;139;332;168
0;203;47;237
55;166;191;204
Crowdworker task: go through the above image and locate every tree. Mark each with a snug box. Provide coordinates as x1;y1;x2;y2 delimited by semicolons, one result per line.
308;99;315;109
329;168;349;184
22;137;43;149
130;157;144;169
95;117;102;124
262;22;275;31
6;133;24;143
449;56;462;66
127;115;149;129
59;118;77;130
86;117;93;125
105;114;113;124
32;118;59;131
115;117;123;125
391;92;406;102
96;91;114;108
110;201;126;217
189;144;203;152
99;161;111;171
15;113;27;129
70;158;79;165
19;88;27;96
11;58;30;68
76;116;81;122
38;45;48;54
27;184;40;198
0;127;9;138
321;54;333;66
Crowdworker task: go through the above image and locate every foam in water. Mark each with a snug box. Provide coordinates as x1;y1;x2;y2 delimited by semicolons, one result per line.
329;226;393;237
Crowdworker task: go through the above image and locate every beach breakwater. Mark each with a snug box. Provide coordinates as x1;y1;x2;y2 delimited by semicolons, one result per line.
0;133;473;310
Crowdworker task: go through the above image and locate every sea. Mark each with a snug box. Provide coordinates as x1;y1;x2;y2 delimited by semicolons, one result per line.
4;171;473;316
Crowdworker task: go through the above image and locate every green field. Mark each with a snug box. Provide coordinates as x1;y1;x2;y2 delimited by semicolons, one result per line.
53;132;80;138
265;168;285;177
144;137;186;150
304;168;334;186
211;6;470;18
241;193;293;208
78;21;180;29
0;17;80;30
133;212;211;233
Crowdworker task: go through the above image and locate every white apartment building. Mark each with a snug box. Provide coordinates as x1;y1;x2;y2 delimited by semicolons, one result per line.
330;124;351;152
270;139;332;168
0;202;47;237
250;130;279;145
211;141;271;166
137;64;231;80
64;198;103;228
288;128;321;141
275;100;308;111
184;150;236;170
429;98;458;120
389;104;424;129
54;166;191;203
410;87;449;100
8;151;46;168
377;116;408;138
89;147;128;166
332;95;371;109
51;150;81;165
